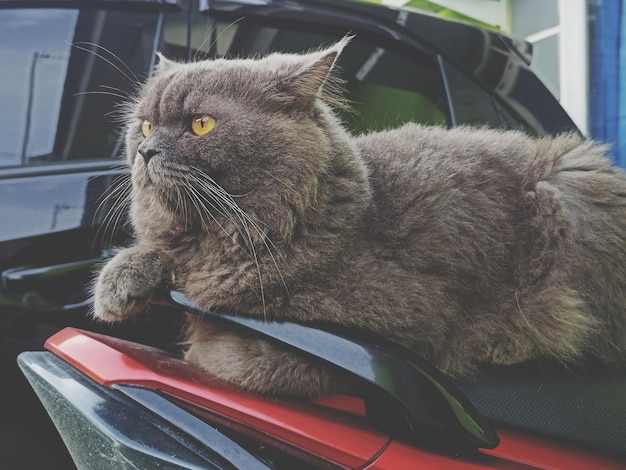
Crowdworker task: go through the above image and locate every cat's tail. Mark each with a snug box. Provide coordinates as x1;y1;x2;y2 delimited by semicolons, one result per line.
525;132;624;206
520;133;626;363
519;134;623;281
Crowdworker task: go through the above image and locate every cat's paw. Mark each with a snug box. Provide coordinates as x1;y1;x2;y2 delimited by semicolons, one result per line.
486;338;533;366
93;247;168;323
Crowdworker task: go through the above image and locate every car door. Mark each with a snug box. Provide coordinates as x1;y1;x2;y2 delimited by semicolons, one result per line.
0;2;185;439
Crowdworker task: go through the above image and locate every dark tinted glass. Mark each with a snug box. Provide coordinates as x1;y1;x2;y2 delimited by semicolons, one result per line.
493;97;528;132
0;8;160;168
441;59;501;128
441;59;528;131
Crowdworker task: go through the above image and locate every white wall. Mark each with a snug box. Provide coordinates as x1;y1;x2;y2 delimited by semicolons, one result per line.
511;0;589;134
557;0;589;135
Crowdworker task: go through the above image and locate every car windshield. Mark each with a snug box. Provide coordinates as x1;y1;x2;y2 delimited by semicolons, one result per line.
0;8;160;168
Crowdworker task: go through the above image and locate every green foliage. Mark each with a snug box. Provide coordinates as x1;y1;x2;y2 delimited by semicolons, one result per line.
343;82;447;134
350;0;500;31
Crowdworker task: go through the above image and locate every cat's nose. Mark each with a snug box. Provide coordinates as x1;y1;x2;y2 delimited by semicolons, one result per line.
138;147;160;163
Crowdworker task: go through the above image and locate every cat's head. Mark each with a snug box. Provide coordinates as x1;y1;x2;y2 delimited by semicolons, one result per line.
125;38;351;238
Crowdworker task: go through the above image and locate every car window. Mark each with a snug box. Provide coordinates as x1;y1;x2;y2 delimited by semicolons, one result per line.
441;59;527;131
338;43;448;133
178;17;448;134
0;8;160;169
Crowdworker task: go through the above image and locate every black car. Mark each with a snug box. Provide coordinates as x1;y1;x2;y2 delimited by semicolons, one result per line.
0;0;588;468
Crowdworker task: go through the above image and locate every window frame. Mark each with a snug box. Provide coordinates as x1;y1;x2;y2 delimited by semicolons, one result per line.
438;55;529;131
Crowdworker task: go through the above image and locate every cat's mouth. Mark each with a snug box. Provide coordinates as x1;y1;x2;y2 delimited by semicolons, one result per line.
136;154;226;187
134;155;181;188
139;163;237;223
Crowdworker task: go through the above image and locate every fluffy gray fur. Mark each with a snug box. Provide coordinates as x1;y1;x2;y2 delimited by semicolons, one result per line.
93;39;626;398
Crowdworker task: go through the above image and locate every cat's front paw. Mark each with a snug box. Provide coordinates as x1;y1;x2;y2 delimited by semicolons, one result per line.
93;247;168;323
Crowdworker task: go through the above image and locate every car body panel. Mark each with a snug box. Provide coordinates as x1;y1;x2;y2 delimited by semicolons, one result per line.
38;327;626;469
44;327;391;468
18;351;270;470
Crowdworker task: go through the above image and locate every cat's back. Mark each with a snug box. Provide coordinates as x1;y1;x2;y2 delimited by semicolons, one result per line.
350;124;536;285
352;122;626;283
354;124;532;240
355;123;533;191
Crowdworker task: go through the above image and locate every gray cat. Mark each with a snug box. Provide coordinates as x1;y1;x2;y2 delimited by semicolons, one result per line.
93;38;626;398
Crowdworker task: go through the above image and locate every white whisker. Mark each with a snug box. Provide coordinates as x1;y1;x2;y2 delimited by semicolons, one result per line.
194;17;245;62
186;167;290;308
94;173;132;249
262;169;298;194
74;90;130;99
72;42;138;84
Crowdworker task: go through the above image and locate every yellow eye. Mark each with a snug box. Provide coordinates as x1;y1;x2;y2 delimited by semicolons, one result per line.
190;114;216;136
141;120;152;138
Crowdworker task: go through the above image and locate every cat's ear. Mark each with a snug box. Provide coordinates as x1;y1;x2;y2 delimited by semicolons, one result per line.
153;52;178;75
279;36;351;110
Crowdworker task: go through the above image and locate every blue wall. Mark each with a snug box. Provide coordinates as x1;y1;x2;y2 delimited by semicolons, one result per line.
591;0;626;166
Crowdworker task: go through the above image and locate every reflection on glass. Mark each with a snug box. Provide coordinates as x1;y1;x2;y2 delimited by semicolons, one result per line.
0;10;76;166
0;8;159;168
